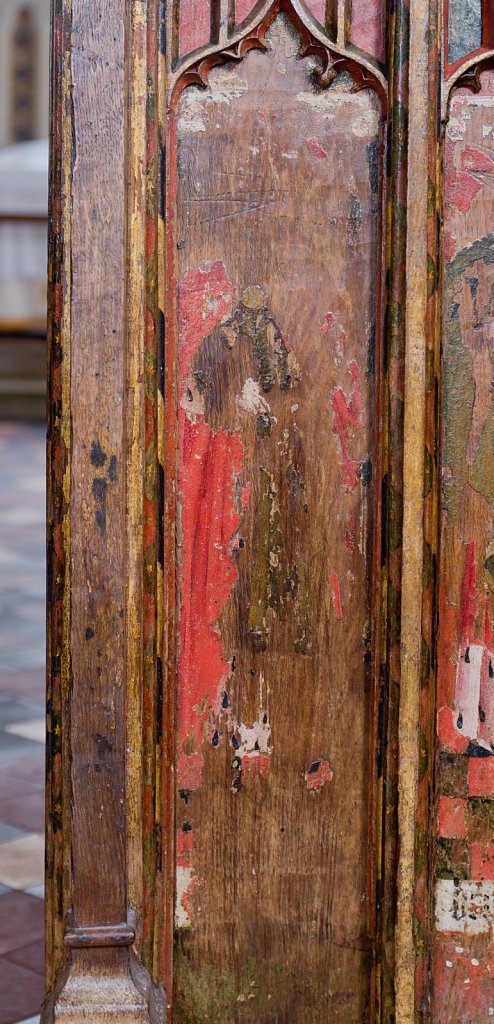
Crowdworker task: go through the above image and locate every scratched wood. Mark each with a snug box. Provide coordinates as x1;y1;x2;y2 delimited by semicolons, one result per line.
167;12;384;1021
44;0;164;1019
46;0;477;1020
434;70;494;1022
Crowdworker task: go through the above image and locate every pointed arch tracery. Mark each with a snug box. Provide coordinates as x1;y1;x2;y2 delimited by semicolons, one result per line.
168;0;388;106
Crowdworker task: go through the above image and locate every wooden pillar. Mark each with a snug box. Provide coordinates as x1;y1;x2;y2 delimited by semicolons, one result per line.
45;0;494;1021
43;0;165;1019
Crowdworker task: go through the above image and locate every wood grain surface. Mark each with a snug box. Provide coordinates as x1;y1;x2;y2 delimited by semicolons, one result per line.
167;13;384;1021
434;68;494;1024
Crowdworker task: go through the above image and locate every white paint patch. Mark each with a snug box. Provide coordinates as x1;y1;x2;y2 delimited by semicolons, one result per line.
447;100;473;142
175;865;196;929
178;102;207;134
237;378;271;419
207;66;249;103
352;110;380;139
435;879;494;935
282;151;298;160
237;714;272;760
249;146;260;156
178;67;248;135
296;91;379;141
266;13;300;59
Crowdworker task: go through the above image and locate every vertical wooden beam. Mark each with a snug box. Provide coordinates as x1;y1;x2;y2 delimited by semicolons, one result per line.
43;0;165;1019
395;0;431;1020
380;0;410;1016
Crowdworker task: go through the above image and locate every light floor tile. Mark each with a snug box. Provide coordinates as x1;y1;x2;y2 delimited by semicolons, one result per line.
5;719;45;743
0;834;44;890
24;884;44;900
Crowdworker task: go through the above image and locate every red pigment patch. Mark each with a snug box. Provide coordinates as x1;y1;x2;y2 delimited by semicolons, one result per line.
243;755;270;781
471;842;494;881
329;571;343;620
321;311;335;334
445;141;494;215
434;943;494;1024
309;137;327;159
234;0;257;23
178;262;249;790
304;0;326;23
437;705;468;754
438;796;467;839
444;230;457;262
179;261;234;379
179;0;211;56
177;828;195;866
351;0;385;62
460;541;477;642
468;757;494;797
305;759;333;792
345;515;357;553
332;359;364;491
181;875;200;922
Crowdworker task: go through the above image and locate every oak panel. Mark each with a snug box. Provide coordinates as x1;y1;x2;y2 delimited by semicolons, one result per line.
168;13;383;1021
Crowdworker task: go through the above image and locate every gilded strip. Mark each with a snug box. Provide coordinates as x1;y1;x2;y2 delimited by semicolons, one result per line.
45;0;73;985
396;0;430;1020
125;0;148;948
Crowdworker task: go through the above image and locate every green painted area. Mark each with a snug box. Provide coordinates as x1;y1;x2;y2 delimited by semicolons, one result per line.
484;554;494;592
443;236;494;521
174;948;366;1023
448;0;481;65
436;837;470;881
388;483;403;553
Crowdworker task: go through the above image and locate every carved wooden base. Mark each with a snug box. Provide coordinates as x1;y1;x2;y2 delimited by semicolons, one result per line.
41;949;166;1024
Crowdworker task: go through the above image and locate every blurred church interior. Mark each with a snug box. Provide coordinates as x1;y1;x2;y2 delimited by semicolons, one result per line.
0;6;49;1023
0;0;49;421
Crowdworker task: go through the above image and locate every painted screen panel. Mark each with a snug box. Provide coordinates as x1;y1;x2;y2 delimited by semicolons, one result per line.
351;0;386;63
304;0;326;24
235;0;259;25
448;0;482;65
179;0;211;57
435;71;494;1022
170;13;382;1022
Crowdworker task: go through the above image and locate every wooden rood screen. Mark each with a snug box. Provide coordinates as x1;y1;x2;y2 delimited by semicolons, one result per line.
43;1;494;1022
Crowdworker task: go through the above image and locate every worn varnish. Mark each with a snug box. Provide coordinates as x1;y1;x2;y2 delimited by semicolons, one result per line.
166;12;384;1021
435;69;494;1022
46;0;494;1020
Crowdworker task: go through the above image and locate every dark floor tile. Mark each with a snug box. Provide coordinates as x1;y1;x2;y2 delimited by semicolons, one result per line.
3;939;44;977
0;892;44;956
0;956;44;1024
0;792;44;833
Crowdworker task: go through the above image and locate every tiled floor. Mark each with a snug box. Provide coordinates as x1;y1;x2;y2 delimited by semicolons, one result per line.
0;423;45;1024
